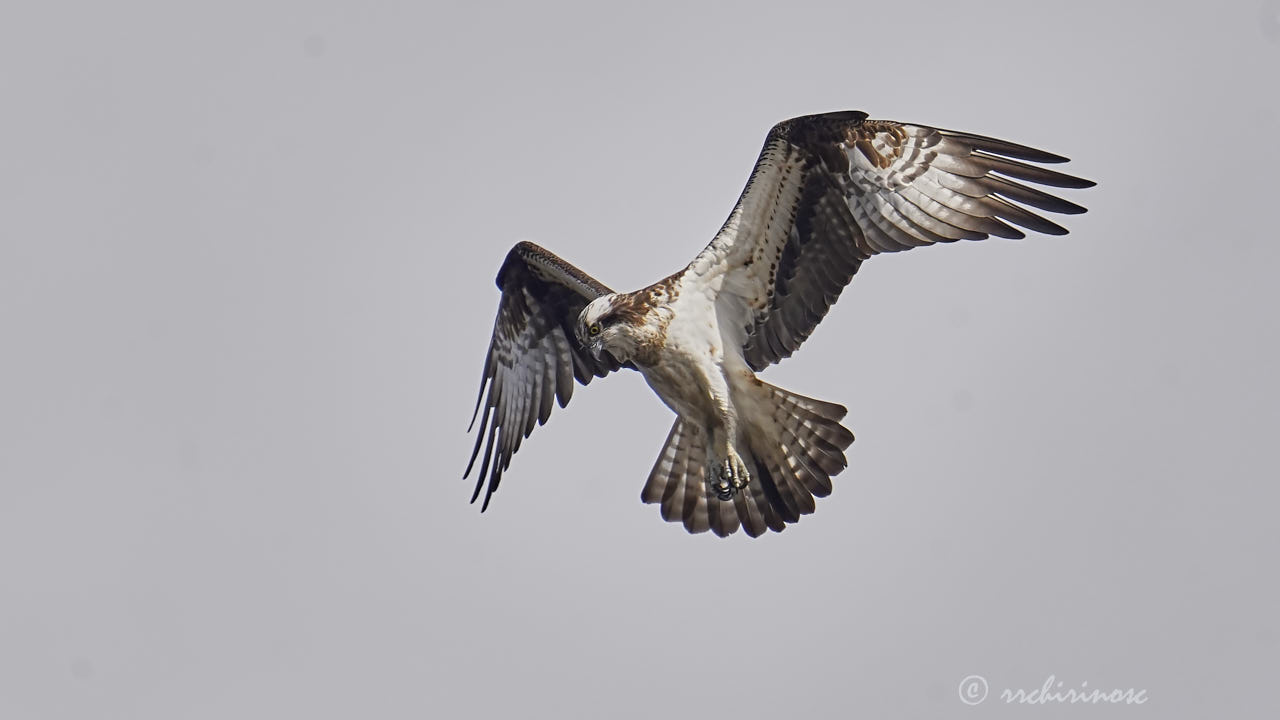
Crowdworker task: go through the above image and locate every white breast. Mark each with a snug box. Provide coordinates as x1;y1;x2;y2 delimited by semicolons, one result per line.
636;275;741;424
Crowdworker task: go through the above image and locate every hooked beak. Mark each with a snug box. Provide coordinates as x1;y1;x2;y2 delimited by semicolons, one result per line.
588;338;603;361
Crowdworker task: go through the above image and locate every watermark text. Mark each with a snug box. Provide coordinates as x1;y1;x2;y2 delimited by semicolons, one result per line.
959;674;1148;706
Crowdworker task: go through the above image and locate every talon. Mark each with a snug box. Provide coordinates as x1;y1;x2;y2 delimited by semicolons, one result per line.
708;460;738;501
706;453;752;501
726;455;750;490
712;477;734;501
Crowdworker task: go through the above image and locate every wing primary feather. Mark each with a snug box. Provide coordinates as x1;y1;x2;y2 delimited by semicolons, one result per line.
941;129;1073;164
472;420;500;506
984;174;1089;214
988;195;1070;235
482;465;503;512
463;401;494;480
467;360;492;432
973;151;1096;189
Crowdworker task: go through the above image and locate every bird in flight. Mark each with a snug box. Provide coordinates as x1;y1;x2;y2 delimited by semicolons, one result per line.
464;110;1093;537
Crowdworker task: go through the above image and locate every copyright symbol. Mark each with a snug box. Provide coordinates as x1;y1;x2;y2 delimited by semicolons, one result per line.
958;674;988;705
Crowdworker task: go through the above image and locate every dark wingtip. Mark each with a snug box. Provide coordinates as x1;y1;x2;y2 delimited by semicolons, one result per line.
467;465;483;501
1045;197;1089;215
467;376;488;432
1048;175;1096;190
479;473;498;511
1037;152;1070;164
1032;217;1070;236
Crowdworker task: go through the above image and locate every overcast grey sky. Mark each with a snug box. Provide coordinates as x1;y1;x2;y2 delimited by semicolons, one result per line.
2;1;1278;718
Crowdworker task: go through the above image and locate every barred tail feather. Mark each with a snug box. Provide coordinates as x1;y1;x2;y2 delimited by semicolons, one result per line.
641;419;713;535
755;382;854;518
640;382;854;537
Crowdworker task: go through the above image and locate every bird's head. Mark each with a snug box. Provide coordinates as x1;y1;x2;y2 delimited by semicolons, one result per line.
576;294;636;363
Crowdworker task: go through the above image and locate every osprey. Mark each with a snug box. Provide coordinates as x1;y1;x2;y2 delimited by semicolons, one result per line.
465;111;1093;537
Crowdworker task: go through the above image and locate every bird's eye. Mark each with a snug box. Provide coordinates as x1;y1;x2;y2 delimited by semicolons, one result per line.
588;323;601;336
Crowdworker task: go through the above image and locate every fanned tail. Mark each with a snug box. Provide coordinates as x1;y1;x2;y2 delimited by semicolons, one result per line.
640;381;854;537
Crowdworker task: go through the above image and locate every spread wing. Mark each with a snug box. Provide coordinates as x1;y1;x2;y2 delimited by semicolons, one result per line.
690;111;1095;371
464;241;628;510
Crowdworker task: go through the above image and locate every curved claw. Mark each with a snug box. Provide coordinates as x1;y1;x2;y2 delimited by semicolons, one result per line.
708;454;751;501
